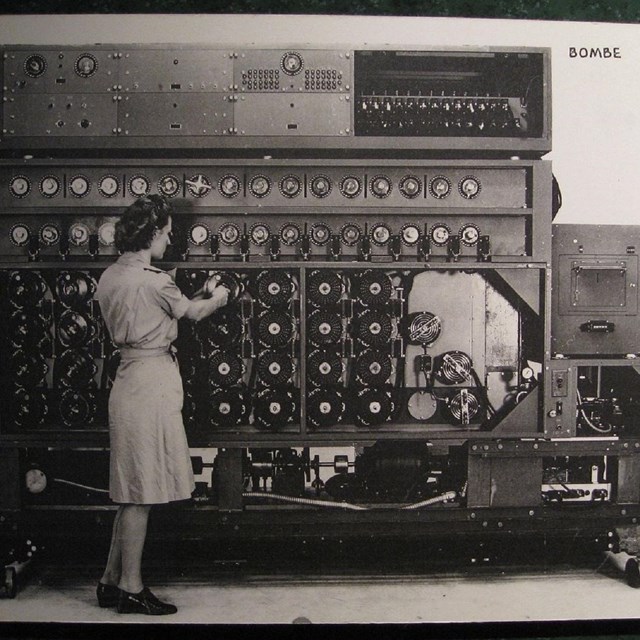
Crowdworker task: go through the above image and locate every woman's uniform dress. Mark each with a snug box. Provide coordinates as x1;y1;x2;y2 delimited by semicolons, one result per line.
95;252;195;504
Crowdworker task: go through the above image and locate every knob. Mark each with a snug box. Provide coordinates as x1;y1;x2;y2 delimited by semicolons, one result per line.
370;175;392;199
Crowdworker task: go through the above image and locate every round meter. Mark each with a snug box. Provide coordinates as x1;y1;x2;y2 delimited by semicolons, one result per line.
281;51;303;75
98;222;116;246
340;223;362;247
219;175;241;198
188;223;210;246
459;176;481;199
459;223;480;246
186;174;212;198
310;223;331;246
128;175;150;197
400;223;420;246
218;223;240;246
98;175;120;198
74;53;98;78
68;175;91;198
24;54;47;78
430;224;451;246
370;223;391;246
39;224;60;246
279;223;301;246
340;176;362;198
429;176;452;199
279;175;302;198
310;175;332;198
40;176;61;198
69;222;90;246
9;224;30;247
249;175;271;198
158;174;181;198
399;175;422;199
250;223;270;246
9;176;31;199
370;175;392;199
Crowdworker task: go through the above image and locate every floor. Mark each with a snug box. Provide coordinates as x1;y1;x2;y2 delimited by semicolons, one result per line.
1;563;639;625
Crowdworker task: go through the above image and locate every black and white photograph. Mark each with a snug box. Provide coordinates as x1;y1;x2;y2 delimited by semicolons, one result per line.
0;5;640;636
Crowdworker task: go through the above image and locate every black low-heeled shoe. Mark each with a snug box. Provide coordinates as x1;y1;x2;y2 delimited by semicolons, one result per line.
117;587;177;615
625;557;640;588
96;582;120;608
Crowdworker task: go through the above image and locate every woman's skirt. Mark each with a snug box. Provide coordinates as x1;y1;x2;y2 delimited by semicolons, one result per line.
108;349;195;504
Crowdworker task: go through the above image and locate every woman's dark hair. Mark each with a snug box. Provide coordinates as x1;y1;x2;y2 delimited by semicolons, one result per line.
114;194;173;252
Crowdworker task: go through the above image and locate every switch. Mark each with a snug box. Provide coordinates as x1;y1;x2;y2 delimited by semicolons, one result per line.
552;369;568;397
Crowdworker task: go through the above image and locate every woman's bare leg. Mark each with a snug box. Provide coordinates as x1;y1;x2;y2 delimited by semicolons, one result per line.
100;505;124;586
116;504;151;594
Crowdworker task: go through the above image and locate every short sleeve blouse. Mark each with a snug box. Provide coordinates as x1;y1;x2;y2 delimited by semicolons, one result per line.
95;252;190;349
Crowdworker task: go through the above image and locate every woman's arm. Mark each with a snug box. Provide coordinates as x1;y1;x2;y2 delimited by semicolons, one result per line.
183;285;229;322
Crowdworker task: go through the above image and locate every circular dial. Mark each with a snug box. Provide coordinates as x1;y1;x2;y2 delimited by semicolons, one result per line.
279;223;301;246
56;349;97;388
186;174;213;198
281;51;303;75
459;176;481;199
307;270;343;307
255;388;296;429
355;310;393;347
9;176;31;198
356;271;393;307
404;311;442;346
75;54;98;77
11;390;48;427
355;350;393;386
370;175;392;199
56;271;95;307
10;351;48;387
24;54;47;78
339;176;362;199
400;223;421;246
429;176;452;199
308;310;342;347
309;175;332;198
250;223;270;246
39;223;60;246
308;349;343;386
209;386;250;427
8;272;47;306
435;350;473;385
219;174;241;198
430;224;451;246
257;309;294;348
10;224;31;247
449;389;480;424
309;223;331;246
25;468;48;494
218;223;240;246
399;175;422;199
58;310;92;348
201;308;244;348
98;222;116;246
307;388;345;428
256;351;294;387
128;174;150;197
279;175;302;198
158;174;181;198
98;175;120;198
68;222;91;247
188;223;211;246
10;310;47;347
68;175;91;198
59;389;96;427
355;388;394;427
40;175;61;198
208;350;245;387
370;223;391;246
459;223;480;246
249;175;271;198
255;270;295;306
340;223;362;247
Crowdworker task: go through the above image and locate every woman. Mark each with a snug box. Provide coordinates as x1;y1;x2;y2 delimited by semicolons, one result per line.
94;194;229;615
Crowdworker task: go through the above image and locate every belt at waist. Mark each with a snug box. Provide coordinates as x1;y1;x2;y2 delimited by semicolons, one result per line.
119;346;176;360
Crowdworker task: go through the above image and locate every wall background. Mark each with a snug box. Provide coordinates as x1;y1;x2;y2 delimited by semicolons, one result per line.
0;14;638;225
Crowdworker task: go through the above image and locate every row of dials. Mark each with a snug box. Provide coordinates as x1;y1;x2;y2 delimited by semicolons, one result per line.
7;173;482;201
9;220;482;249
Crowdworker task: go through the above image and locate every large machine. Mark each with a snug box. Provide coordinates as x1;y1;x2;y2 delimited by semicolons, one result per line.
1;42;639;592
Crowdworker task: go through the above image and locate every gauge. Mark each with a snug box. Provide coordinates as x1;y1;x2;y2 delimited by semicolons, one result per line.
279;175;302;198
310;222;331;246
74;53;98;78
279;223;301;246
9;224;30;247
281;51;303;75
68;175;91;198
39;224;60;246
257;310;294;348
158;174;181;198
24;54;47;78
25;468;47;494
250;223;271;246
255;270;295;307
308;310;342;346
189;223;211;246
370;223;391;246
9;175;31;198
257;351;294;387
370;175;392;199
340;223;362;246
459;176;481;199
307;270;343;307
98;222;116;246
69;222;90;246
356;271;393;307
429;176;452;199
459;223;480;246
522;367;535;381
430;224;451;246
399;175;422;199
219;174;241;198
307;388;345;428
186;173;213;198
128;174;150;197
310;175;332;198
39;175;61;198
308;350;343;387
218;223;240;246
249;175;271;198
400;223;420;246
97;175;120;198
340;176;362;198
59;389;96;426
